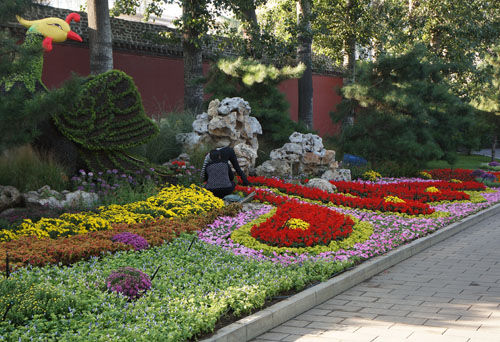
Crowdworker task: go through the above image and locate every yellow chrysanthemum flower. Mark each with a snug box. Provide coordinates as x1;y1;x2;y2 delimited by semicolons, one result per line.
425;186;440;193
384;195;406;203
285;218;310;230
363;170;382;182
419;171;432;179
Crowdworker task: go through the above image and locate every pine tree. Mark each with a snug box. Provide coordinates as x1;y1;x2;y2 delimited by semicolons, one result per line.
331;45;477;168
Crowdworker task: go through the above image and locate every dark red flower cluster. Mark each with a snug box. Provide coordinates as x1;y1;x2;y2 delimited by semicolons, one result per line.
250;200;354;248
331;181;474;202
424;168;475;182
242;177;435;215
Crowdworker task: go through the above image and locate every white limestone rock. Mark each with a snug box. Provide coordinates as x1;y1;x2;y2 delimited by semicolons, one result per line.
255;160;292;178
0;185;22;212
305;178;337;193
218;97;251;116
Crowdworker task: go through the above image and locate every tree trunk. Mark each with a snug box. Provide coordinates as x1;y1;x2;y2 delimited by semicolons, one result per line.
297;0;313;129
183;41;203;114
182;0;204;114
240;8;260;58
87;0;113;74
408;0;420;35
343;35;356;83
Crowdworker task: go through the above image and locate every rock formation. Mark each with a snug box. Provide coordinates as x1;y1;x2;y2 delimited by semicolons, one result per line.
21;185;99;209
176;98;262;173
256;132;339;178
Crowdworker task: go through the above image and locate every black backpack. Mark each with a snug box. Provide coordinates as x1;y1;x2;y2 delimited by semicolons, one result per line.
205;150;234;190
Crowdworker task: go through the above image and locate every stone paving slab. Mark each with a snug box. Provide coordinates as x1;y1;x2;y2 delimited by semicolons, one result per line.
202;203;500;342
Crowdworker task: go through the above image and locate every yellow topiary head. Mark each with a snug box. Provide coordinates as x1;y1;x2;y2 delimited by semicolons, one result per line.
16;13;82;51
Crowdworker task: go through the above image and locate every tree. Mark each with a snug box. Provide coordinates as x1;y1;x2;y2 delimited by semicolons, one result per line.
313;0;375;78
374;0;500;99
296;0;313;129
471;46;500;161
331;45;477;168
87;0;113;74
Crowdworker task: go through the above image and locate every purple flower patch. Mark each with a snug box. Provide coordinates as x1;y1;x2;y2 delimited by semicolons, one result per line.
111;232;149;251
106;267;152;301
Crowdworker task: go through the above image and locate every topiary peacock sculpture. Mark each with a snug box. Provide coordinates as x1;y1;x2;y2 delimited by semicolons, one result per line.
2;13;165;176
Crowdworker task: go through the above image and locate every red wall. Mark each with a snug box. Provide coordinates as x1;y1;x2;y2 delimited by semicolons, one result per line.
43;44;342;136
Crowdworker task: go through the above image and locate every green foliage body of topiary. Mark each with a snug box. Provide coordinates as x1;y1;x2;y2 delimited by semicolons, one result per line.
48;70;163;175
205;57;309;147
331;45;477;169
53;70;158;151
0;23;54;151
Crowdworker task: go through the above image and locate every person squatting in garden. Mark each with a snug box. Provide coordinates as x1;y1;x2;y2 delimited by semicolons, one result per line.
201;146;250;198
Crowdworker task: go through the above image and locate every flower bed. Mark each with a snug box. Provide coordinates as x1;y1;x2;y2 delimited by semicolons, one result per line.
0;185;223;242
242;177;435;215
330;180;484;202
424;168;476;181
1;174;499;341
250;201;354;248
202;181;500;266
0;205;241;272
0;234;352;341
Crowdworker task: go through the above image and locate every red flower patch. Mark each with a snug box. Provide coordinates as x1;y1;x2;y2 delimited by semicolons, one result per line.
250;201;354;248
244;176;435;215
424;168;475;182
330;181;480;202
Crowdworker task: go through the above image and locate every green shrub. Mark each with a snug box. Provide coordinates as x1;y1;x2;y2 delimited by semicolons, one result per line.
348;164;372;181
129;111;195;165
0;145;69;192
372;160;420;178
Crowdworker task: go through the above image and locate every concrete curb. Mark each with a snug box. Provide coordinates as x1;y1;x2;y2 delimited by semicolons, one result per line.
202;202;500;342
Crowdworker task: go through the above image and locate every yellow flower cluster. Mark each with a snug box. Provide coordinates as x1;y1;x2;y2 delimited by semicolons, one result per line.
425;186;440;193
286;218;310;230
384;195;406;203
363;170;382;182
419;171;432;179
0;184;224;242
450;179;462;183
13;214;111;239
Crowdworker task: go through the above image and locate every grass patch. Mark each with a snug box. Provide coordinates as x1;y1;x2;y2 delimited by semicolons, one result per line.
0;145;69;192
425;154;500;170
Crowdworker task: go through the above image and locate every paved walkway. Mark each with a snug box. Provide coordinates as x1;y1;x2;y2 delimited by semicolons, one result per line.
252;212;500;342
471;149;499;160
